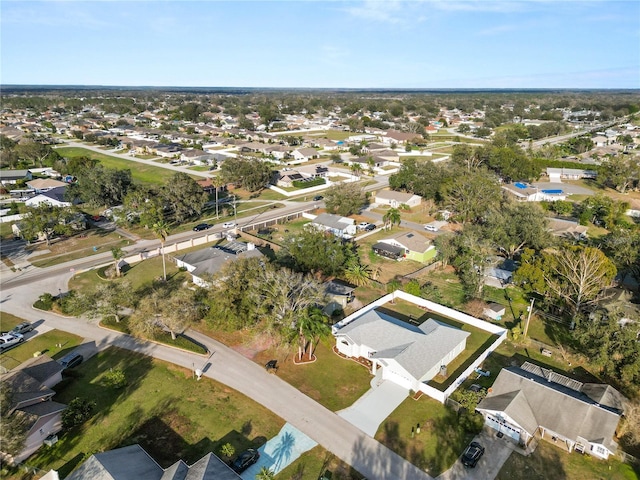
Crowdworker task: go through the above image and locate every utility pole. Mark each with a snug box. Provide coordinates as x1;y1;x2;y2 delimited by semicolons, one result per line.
524;297;535;339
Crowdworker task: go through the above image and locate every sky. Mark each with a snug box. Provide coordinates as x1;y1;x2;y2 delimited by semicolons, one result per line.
1;0;639;89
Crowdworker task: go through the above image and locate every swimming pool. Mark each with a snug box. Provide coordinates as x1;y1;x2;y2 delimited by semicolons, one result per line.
542;189;564;194
514;182;528;189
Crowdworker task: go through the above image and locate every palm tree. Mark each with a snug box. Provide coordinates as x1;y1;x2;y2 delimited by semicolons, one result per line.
306;309;331;361
350;163;363;177
383;208;401;229
110;246;125;277
343;260;372;287
255;467;275;480
152;221;170;281
296;307;328;362
211;175;225;219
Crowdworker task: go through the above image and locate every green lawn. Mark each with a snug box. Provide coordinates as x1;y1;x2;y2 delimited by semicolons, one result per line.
0;312;83;370
497;440;638;480
375;395;475;477
275;445;365;480
25;348;284;477
253;340;372;412
55;147;178;184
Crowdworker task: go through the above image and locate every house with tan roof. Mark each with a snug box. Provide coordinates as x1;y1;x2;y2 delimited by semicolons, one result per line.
25;178;68;193
375;189;422;208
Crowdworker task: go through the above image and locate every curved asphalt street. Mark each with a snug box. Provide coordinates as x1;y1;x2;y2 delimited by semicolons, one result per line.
0;273;432;480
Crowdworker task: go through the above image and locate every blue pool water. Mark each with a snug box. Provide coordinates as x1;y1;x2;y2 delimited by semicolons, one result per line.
514;182;528;189
542;189;563;194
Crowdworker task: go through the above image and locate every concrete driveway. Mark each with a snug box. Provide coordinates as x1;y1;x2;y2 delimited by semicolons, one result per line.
337;380;408;437
437;427;516;480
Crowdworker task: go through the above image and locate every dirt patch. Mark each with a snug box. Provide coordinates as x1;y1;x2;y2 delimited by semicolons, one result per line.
232;332;278;360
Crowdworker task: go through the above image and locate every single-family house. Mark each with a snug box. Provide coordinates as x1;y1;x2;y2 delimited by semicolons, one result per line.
0;169;32;185
290;147;319;162
375;190;422;208
546;168;597;182
381;130;423;146
309;213;356;238
501;182;567;202
377;231;437;263
476;362;626;459
25;178;68;193
154;144;182;158
334;309;470;391
180;149;214;165
324;280;356;315
276;170;306;187
65;444;241;480
174;241;263;287
0;355;67;464
547;218;588;240
25;187;72;208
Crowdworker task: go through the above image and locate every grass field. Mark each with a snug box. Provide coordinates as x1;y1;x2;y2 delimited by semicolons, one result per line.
375;395;475;477
275;445;365;480
496;440;638;480
24;348;284;478
55;147;178;184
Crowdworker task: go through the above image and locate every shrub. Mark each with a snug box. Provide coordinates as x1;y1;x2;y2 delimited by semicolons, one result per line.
102;368;127;389
291;178;326;189
34;293;54;311
459;411;484;434
62;398;96;429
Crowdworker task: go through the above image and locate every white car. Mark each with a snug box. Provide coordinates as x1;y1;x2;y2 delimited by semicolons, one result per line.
357;222;370;230
0;332;25;351
424;224;439;232
222;222;236;229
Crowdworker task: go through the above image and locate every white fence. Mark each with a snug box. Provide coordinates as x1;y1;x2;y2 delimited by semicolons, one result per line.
332;290;508;403
0;213;26;224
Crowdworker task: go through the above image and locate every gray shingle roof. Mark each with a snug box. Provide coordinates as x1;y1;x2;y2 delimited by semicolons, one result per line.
312;213;353;231
336;310;469;380
66;444;163;480
176;243;263;279
19;355;64;385
477;367;623;451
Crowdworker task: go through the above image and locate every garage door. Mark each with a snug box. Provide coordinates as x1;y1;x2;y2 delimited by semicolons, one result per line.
383;368;414;390
486;415;521;442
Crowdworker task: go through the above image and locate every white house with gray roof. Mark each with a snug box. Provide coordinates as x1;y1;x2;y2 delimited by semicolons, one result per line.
476;362;626;459
375;190;422;208
334;309;469;391
309;213;356;238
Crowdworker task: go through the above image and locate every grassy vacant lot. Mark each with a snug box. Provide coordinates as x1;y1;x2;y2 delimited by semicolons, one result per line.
375;395;475;477
275;445;365;480
26;347;284;477
496;440;638;480
55;147;177;184
28;230;130;268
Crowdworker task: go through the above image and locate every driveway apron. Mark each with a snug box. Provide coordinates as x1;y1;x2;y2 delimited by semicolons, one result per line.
337;380;409;437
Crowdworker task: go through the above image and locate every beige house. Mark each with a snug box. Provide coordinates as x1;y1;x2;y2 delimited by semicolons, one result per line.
375;190;422;208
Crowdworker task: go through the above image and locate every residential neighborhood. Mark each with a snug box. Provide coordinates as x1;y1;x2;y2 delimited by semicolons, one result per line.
0;86;639;480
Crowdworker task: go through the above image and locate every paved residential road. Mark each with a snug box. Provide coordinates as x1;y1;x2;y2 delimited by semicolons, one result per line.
0;276;432;480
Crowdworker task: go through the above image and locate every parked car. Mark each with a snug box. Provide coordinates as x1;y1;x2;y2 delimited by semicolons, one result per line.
193;223;211;232
11;321;34;335
222;222;236;229
424;224;439;232
58;352;83;369
357;222;370;230
312;195;324;201
461;441;485;468
231;448;259;473
0;332;25;351
364;223;376;231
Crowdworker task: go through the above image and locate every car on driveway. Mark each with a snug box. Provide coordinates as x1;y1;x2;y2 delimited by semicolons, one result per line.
461;441;485;467
58;352;84;369
0;332;25;351
231;448;259;473
11;322;34;335
364;223;376;231
193;223;211;232
357;222;370;230
222;222;236;229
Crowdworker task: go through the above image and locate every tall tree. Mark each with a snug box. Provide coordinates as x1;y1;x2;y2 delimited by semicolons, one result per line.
0;385;29;455
278;229;354;276
485;202;550;258
19;204;80;246
162;172;208;223
445;170;501;224
221;157;272;192
323;183;367;216
152;221;170;281
382;208;401;229
343;260;372;287
111;247;125;277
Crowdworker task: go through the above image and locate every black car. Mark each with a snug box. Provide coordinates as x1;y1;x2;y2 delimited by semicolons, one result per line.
461;441;485;468
59;352;83;369
312;195;324;201
193;223;210;232
231;448;260;473
364;223;376;231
